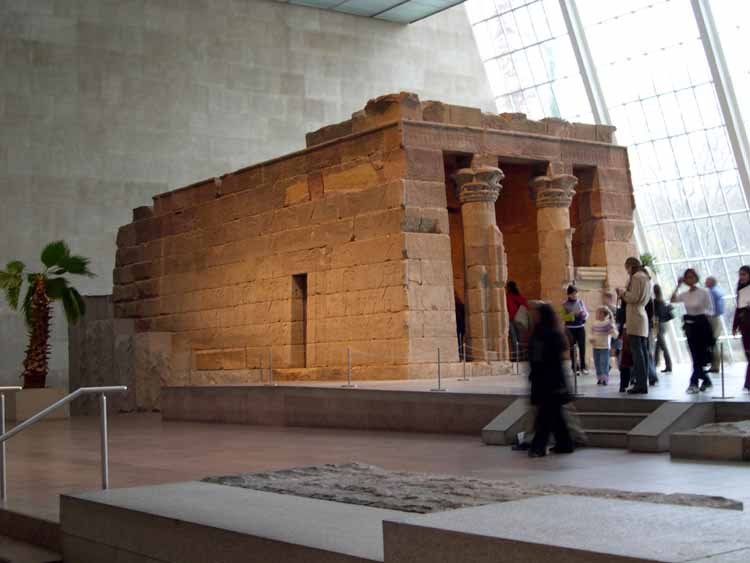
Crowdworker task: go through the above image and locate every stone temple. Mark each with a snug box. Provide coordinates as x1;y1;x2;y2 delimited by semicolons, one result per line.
110;92;636;407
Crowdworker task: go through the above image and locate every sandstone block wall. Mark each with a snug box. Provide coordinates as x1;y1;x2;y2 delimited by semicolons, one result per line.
112;92;638;390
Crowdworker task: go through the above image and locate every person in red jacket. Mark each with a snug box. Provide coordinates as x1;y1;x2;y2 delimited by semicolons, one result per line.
506;281;529;361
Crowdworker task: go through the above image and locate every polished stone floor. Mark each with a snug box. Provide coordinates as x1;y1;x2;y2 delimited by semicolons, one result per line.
2;412;749;525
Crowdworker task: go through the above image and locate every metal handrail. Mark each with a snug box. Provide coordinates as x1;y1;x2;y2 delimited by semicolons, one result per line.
0;385;127;501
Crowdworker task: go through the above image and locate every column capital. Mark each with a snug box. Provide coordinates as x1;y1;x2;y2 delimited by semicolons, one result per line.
453;166;505;204
529;174;578;208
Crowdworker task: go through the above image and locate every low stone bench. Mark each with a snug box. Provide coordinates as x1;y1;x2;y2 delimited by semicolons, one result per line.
671;421;750;462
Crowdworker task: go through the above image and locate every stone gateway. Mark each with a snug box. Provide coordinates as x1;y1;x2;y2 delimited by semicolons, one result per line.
110;92;636;407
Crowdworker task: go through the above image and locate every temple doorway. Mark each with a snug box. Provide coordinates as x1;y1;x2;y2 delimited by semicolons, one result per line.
495;159;547;301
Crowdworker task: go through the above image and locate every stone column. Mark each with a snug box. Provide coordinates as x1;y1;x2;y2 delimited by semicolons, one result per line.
529;174;578;304
454;164;509;362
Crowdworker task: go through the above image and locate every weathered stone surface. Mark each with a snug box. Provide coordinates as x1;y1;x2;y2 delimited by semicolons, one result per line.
205;463;742;513
108;92;634;387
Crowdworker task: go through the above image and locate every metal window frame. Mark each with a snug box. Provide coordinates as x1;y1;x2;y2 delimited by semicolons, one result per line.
558;0;688;362
691;0;750;208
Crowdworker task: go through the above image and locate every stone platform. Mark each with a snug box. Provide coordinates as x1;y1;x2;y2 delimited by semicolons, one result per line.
161;385;518;434
61;482;400;563
161;383;750;450
384;495;750;563
60;483;750;563
671;421;750;462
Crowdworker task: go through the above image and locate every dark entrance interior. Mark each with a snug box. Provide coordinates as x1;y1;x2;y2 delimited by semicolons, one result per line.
291;273;307;368
571;165;595;267
495;159;547;300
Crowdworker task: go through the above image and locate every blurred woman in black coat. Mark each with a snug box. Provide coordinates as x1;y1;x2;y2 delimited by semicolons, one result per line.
528;303;574;457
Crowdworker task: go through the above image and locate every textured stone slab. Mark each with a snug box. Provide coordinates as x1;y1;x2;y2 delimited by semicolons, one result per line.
383;495;750;563
204;463;741;513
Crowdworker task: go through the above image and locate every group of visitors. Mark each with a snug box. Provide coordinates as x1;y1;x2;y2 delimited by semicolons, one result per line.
511;257;750;458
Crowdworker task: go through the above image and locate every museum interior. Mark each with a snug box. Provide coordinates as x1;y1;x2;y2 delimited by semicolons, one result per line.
2;0;750;561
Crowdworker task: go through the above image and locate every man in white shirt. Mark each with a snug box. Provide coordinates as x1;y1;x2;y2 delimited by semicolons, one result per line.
616;257;652;394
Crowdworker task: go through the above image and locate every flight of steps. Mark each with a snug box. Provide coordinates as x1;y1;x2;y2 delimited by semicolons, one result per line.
574;397;665;448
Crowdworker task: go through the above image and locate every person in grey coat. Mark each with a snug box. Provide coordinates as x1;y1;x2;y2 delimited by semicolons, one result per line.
616;257;652;394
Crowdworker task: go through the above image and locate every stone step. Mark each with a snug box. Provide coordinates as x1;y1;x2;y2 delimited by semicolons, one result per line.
578;411;650;431
572;396;665;414
584;428;629;448
0;535;61;563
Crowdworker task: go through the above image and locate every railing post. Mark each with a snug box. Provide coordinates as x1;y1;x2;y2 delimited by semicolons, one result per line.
431;348;446;392
1;393;6;502
100;394;109;490
268;350;275;386
341;347;356;388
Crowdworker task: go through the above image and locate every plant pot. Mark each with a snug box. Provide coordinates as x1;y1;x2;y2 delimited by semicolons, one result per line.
4;388;68;422
22;372;46;389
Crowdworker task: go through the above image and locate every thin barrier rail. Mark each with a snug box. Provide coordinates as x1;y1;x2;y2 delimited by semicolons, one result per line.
0;385;128;502
259;339;524;393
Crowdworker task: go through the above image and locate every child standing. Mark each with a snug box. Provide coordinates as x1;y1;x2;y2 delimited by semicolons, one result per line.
591;306;618;385
561;285;589;374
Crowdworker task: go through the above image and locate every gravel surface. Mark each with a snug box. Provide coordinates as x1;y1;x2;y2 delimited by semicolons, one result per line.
204;462;742;513
689;420;750;435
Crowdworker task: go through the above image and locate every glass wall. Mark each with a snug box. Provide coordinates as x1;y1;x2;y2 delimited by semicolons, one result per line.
466;0;750;358
466;0;593;122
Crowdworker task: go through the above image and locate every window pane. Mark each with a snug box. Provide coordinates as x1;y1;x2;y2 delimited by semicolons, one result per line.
714;216;738;254
731;213;750;253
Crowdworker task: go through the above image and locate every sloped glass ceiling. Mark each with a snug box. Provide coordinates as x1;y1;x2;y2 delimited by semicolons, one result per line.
274;0;466;23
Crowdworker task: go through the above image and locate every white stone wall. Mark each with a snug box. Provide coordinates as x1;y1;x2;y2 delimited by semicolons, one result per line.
0;0;493;387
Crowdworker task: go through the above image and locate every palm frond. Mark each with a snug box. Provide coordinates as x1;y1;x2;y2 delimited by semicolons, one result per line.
41;240;70;269
61;287;83;324
6;261;25;274
0;262;25;310
45;277;69;300
57;254;95;277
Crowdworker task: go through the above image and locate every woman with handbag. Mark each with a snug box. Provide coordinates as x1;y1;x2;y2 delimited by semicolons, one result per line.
653;284;673;373
528;303;574;457
732;265;750;392
671;269;715;394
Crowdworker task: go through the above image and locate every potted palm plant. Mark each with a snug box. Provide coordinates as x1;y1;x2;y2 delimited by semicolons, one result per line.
0;241;93;389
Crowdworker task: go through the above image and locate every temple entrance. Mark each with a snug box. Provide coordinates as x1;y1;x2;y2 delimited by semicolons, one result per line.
495;159;547;301
291;273;307;368
571;165;595;267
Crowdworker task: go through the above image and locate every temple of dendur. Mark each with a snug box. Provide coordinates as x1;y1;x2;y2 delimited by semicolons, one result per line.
111;92;636;401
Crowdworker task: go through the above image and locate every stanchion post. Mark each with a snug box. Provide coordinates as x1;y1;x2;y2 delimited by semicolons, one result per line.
458;337;469;381
100;394;109;490
713;342;733;399
341;347;356;388
431;348;446;392
267;350;276;386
